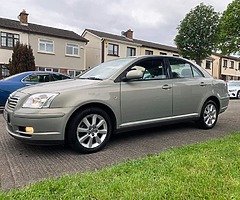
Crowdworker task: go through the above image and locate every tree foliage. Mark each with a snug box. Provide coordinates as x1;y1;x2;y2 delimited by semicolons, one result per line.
218;0;240;55
174;3;219;65
8;42;35;75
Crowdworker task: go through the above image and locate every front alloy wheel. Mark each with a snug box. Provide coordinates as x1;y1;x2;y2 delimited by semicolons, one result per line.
197;100;218;129
67;108;112;153
77;114;108;149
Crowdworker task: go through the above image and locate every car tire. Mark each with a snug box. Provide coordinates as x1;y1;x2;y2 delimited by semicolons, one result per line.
237;91;240;99
67;107;112;153
197;100;219;129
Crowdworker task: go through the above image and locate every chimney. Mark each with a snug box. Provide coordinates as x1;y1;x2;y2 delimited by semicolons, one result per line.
122;29;133;40
18;9;29;25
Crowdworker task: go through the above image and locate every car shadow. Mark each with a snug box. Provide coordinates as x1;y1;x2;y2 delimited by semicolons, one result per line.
8;121;197;156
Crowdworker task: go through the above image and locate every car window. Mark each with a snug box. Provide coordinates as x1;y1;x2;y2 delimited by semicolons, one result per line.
61;75;71;80
192;67;204;78
228;82;240;87
23;74;52;83
52;74;70;81
129;59;167;81
23;74;39;83
169;58;203;78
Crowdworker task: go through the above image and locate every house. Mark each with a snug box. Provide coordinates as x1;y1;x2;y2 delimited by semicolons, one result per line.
211;53;240;81
82;28;240;80
0;10;88;79
82;29;179;68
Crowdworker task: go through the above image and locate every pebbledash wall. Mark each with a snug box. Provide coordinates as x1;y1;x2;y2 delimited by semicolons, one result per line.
0;10;88;79
82;29;240;81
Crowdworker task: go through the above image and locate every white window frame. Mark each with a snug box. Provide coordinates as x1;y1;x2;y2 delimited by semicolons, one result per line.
38;38;54;54
65;43;79;57
127;47;136;57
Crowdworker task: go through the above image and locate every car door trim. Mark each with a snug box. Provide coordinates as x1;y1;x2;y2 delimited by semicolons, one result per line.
119;113;199;128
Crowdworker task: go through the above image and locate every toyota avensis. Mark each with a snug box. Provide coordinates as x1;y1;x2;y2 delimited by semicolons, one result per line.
4;56;229;153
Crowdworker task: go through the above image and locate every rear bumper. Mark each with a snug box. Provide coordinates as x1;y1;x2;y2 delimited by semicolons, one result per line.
219;96;229;114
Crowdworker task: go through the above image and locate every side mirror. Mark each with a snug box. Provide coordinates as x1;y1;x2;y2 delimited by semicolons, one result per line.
125;69;143;81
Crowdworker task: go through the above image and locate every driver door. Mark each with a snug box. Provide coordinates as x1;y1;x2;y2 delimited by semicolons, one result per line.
120;58;173;126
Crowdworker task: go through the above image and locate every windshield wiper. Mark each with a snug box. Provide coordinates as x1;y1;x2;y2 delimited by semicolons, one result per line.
79;77;103;80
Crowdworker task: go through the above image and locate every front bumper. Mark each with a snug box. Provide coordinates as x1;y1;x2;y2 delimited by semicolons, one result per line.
4;107;72;145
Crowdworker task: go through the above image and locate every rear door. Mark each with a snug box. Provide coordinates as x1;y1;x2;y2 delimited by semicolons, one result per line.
168;57;211;116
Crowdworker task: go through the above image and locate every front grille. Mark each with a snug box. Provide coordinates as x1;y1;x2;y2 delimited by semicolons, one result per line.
7;96;20;110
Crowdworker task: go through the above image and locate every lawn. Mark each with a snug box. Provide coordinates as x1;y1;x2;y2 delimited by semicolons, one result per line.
1;133;240;200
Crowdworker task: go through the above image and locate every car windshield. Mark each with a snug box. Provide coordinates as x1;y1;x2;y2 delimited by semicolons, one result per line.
3;73;24;81
78;57;135;80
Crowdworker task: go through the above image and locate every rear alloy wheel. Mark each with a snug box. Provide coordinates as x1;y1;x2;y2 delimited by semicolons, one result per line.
67;108;112;153
197;100;218;129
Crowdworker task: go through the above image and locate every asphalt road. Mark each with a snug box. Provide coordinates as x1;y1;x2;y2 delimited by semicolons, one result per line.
0;100;239;190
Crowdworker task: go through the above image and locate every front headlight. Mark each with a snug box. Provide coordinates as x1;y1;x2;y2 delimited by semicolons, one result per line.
22;93;59;108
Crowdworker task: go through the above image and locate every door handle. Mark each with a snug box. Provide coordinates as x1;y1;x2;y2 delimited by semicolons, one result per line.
162;84;172;90
200;82;207;87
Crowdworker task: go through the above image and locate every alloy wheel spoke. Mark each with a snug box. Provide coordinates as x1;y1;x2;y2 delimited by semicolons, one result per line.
96;120;105;128
87;137;93;148
92;114;97;126
95;136;102;144
79;134;90;143
82;117;91;128
77;127;88;133
204;115;208;121
98;129;107;135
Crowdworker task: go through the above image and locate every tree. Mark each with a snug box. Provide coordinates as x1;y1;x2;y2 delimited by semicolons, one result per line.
218;0;240;55
174;3;219;65
8;42;35;75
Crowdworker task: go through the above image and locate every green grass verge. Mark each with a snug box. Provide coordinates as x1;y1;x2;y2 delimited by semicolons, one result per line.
1;133;240;200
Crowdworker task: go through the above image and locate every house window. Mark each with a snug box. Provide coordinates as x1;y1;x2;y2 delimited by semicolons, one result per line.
45;68;53;72
127;47;136;56
223;59;227;67
238;63;240;70
145;50;153;55
76;70;84;76
53;68;60;73
38;39;54;53
68;70;75;77
206;60;211;69
108;43;119;56
160;52;167;55
0;64;10;79
66;43;79;56
230;61;234;69
1;32;19;48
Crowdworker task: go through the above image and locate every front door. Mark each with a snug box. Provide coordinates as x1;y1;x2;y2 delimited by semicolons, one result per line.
120;58;173;125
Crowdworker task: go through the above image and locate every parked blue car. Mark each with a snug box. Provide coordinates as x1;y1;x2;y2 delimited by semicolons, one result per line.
0;71;70;107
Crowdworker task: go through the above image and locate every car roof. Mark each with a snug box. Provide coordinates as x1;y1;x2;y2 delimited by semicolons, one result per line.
3;71;70;82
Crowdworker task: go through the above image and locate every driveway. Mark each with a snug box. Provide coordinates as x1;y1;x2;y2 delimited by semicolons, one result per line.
0;100;239;190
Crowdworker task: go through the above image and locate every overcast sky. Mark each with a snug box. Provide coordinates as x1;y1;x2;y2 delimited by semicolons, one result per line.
0;0;232;46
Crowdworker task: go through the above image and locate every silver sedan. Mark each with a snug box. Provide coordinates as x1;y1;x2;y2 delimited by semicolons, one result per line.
4;56;229;153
